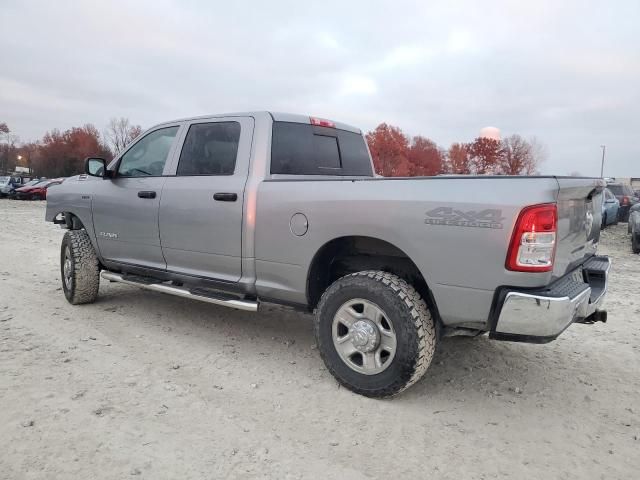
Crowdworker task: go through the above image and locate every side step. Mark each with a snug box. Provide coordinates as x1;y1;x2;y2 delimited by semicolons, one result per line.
100;271;258;312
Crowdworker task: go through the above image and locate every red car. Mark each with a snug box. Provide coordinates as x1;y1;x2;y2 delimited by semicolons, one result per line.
15;178;64;200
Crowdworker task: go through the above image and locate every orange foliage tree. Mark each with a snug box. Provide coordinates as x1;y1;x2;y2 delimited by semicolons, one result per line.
446;142;471;174
467;137;502;175
35;124;111;177
408;136;444;176
365;123;411;176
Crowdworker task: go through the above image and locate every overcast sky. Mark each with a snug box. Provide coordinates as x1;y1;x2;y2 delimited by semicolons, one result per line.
1;0;638;176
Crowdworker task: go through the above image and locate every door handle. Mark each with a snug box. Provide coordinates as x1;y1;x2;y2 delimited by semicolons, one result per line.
138;191;156;199
213;192;238;202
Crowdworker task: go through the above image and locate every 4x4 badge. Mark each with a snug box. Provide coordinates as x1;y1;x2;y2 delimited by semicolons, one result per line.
424;207;505;229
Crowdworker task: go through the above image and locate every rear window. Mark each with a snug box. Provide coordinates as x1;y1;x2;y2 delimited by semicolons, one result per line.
271;121;373;176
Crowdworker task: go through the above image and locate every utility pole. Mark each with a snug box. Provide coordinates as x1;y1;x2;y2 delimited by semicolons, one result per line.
600;145;606;178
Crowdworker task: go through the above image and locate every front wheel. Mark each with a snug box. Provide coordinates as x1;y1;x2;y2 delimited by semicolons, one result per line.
315;271;436;398
61;230;100;304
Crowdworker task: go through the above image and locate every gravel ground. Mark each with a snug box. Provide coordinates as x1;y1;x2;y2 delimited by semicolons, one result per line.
0;200;639;479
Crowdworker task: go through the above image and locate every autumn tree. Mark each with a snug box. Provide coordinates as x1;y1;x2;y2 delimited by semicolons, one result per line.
365;123;411;176
408;136;444;176
105;117;143;156
35;124;111;177
447;142;471;174
467;137;502;174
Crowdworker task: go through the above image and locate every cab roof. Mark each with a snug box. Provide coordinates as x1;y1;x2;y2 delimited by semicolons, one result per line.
157;111;362;134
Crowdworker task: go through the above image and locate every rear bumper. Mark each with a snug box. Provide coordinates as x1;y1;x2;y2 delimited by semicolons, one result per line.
490;255;611;343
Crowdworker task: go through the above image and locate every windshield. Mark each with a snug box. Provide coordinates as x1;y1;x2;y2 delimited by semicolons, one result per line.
28;180;48;188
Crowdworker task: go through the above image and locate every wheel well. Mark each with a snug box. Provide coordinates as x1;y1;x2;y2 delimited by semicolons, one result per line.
62;212;84;230
307;236;438;317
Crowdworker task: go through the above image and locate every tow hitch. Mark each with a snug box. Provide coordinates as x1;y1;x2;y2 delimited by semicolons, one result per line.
576;309;607;325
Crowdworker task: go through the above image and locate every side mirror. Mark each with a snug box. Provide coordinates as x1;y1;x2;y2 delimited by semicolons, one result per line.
85;157;107;177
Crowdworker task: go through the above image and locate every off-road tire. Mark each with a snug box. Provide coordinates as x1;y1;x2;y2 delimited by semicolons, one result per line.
315;270;436;398
61;230;100;304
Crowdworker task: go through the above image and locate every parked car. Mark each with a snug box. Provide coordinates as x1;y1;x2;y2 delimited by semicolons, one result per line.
629;203;640;253
606;182;639;222
0;176;28;197
45;112;610;398
15;178;64;200
601;188;620;228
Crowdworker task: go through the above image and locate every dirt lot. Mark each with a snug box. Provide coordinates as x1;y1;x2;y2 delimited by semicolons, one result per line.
0;200;638;479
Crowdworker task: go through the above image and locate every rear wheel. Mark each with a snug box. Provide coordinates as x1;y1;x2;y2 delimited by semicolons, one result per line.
632;233;640;254
61;230;100;304
315;271;436;398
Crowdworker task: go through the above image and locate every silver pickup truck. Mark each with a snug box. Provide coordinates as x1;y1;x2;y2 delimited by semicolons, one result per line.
46;111;610;397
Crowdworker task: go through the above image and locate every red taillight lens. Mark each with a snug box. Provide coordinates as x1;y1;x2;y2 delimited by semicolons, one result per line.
506;203;557;272
310;116;335;128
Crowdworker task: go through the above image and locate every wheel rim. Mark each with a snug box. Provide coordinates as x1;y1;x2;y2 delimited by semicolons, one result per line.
63;246;73;291
332;299;397;375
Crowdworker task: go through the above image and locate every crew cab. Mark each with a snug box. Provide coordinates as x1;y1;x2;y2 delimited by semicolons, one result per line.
46;112;610;397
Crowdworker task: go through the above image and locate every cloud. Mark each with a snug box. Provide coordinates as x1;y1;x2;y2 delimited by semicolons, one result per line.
0;0;638;176
339;74;378;96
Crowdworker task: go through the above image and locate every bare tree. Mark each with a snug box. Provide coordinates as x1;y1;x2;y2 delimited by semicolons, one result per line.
105;118;142;156
528;136;547;174
500;134;532;175
498;135;547;175
0;123;19;174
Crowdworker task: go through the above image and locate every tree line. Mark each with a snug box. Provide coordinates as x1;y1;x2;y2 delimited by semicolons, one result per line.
366;123;546;176
0;118;141;178
1;118;545;178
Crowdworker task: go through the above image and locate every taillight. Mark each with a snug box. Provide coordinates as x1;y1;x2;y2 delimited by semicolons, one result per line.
310;116;335;128
506;203;557;272
621;196;630;206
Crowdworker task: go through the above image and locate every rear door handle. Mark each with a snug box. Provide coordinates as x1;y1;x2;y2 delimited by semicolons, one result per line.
213;192;237;202
138;191;156;199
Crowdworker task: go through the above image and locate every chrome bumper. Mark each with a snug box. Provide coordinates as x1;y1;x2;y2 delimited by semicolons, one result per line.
491;255;611;342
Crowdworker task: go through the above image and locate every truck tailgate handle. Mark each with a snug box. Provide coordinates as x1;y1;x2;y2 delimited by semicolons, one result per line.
213;192;238;202
137;191;156;199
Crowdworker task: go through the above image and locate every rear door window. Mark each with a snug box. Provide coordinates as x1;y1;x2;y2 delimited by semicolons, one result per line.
177;122;241;176
271;121;372;176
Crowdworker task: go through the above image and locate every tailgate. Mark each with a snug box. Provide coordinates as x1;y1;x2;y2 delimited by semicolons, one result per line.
553;177;605;279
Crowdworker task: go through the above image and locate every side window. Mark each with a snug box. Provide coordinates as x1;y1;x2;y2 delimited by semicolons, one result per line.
118;126;179;177
271;121;373;176
176;122;241;176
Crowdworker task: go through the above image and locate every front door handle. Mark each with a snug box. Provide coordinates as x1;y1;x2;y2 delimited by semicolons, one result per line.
138;191;156;199
213;192;237;202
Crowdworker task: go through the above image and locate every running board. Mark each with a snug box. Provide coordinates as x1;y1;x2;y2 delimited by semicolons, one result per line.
100;271;258;312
